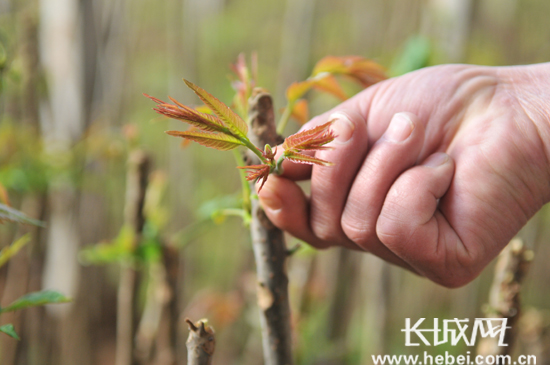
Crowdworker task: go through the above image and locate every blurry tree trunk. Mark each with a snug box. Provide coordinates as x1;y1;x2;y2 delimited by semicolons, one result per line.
155;246;180;364
276;0;316;111
360;256;390;362
477;238;533;362
92;0;128;125
0;7;52;364
0;230;31;364
38;0;134;362
135;245;179;365
424;0;476;63
350;0;385;55
16;196;50;365
181;0;225;83
247;90;293;365
116;151;150;365
38;0;90;364
326;248;359;359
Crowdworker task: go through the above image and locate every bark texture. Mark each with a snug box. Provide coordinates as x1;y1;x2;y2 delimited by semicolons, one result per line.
186;319;215;365
477;238;533;362
116;150;150;365
247;90;293;365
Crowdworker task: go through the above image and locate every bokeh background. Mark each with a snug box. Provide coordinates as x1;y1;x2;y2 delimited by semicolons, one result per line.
0;0;549;364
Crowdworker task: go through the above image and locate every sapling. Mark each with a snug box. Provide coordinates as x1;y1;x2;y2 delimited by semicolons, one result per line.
0;184;71;341
146;54;386;364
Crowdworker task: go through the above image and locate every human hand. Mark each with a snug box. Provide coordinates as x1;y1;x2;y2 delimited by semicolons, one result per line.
258;63;550;287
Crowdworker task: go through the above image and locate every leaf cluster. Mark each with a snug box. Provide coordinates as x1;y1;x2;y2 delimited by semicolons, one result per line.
145;55;387;194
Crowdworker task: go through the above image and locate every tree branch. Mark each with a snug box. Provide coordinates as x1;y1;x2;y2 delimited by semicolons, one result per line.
477;238;534;361
247;89;293;365
116;150;150;365
186;318;215;365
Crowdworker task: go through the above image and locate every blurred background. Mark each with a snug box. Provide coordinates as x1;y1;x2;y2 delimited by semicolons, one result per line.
0;0;549;364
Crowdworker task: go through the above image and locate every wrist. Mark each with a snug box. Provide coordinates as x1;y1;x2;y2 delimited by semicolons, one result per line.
501;62;550;122
496;63;550;205
500;63;550;168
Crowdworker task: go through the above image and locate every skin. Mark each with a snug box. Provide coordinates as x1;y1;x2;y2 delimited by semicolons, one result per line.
257;63;550;288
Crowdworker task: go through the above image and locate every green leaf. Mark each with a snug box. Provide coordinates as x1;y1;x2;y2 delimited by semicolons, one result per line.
79;225;136;265
183;79;249;138
0;41;7;69
389;35;431;77
0;233;32;269
0;203;45;227
165;130;245;151
0;290;71;313
0;324;20;340
196;195;242;221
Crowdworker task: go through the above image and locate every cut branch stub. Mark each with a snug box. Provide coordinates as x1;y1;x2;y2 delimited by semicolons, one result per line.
476;238;534;361
186;318;215;365
247;88;294;365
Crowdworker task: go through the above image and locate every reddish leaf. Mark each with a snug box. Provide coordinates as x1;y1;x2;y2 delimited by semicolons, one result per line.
286;80;314;103
230;53;258;117
283;151;334;167
144;94;226;133
166;130;244;151
347;59;388;87
183;79;249;138
251;52;258;84
286;74;347;104
312;74;348;100
290;99;309;125
0;183;10;207
237;164;271;192
179;126;200;149
230;53;250;87
282;120;336;152
312;56;387;87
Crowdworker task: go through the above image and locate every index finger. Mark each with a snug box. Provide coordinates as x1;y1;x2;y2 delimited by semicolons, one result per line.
277;86;375;181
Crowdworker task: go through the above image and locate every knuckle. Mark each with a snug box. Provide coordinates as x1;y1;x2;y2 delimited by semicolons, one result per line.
306;239;332;250
311;220;339;243
341;217;376;248
428;270;476;288
424;252;480;288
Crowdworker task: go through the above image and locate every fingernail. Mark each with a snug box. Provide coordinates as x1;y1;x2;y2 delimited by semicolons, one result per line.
258;184;282;211
330;113;355;144
385;113;413;142
423;152;449;167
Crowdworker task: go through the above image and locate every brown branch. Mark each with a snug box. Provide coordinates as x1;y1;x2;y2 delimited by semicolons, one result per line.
477;238;534;361
134;245;179;364
116;150;150;365
247;89;293;365
186;318;215;365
